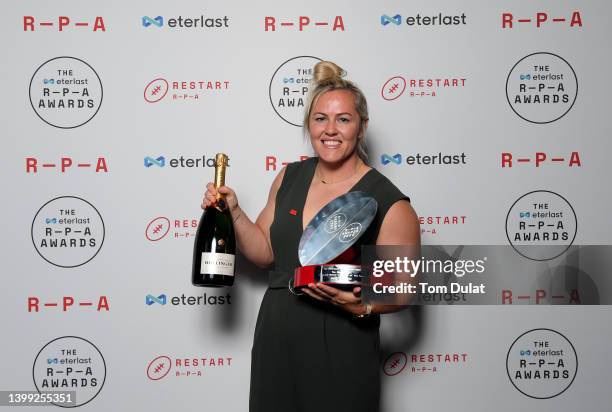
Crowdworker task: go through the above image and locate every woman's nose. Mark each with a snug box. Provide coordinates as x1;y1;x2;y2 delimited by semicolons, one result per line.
324;121;337;134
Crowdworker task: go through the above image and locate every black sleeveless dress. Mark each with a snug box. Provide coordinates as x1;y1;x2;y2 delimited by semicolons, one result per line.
250;157;409;412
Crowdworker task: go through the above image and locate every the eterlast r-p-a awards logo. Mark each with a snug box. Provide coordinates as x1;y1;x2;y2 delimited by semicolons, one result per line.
33;336;106;407
507;328;577;399
29;56;103;128
269;56;322;127
506;190;577;261
506;52;577;124
31;196;105;268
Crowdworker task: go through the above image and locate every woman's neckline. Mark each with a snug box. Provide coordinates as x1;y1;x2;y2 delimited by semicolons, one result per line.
301;157;375;232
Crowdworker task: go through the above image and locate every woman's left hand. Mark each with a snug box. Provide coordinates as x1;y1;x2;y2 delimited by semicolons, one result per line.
302;283;367;316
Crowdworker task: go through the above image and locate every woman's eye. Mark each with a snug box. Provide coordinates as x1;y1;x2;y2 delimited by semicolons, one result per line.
314;117;325;122
339;117;350;123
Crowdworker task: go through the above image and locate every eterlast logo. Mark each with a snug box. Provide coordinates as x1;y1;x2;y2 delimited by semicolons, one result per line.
380;13;466;27
144;155;227;168
141;15;228;29
381;152;467;166
145;293;231;306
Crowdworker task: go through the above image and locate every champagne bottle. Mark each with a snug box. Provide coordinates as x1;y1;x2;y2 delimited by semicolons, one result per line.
192;153;235;287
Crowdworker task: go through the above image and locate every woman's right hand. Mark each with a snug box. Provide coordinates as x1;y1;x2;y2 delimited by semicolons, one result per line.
201;182;239;213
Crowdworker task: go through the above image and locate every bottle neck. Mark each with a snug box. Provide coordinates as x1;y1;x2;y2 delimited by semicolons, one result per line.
214;154;229;209
214;165;225;189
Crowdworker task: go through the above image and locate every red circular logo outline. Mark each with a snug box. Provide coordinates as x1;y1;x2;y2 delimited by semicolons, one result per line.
147;355;172;380
145;216;171;241
144;78;169;103
383;352;408;376
381;76;407;101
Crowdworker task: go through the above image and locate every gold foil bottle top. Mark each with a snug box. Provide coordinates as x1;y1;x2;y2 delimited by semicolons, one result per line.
214;153;229;208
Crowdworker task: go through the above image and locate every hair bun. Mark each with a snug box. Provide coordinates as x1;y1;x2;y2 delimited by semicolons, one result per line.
313;61;345;85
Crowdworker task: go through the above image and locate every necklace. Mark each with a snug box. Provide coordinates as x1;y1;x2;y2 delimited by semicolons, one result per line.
316;161;361;184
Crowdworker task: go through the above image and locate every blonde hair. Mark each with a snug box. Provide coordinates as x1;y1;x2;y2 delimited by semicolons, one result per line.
303;61;369;162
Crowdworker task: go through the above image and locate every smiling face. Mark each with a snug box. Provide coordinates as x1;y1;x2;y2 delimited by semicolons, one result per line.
308;89;364;164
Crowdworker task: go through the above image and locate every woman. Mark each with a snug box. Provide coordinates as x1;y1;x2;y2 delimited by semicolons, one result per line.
202;61;420;412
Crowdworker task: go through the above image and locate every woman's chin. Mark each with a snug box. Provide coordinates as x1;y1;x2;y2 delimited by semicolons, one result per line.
317;152;344;164
316;147;353;164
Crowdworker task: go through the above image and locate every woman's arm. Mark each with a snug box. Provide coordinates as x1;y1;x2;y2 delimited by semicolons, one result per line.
376;200;420;247
369;199;421;315
202;167;286;268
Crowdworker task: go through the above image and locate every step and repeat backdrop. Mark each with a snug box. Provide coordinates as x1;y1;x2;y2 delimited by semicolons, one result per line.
2;1;611;411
